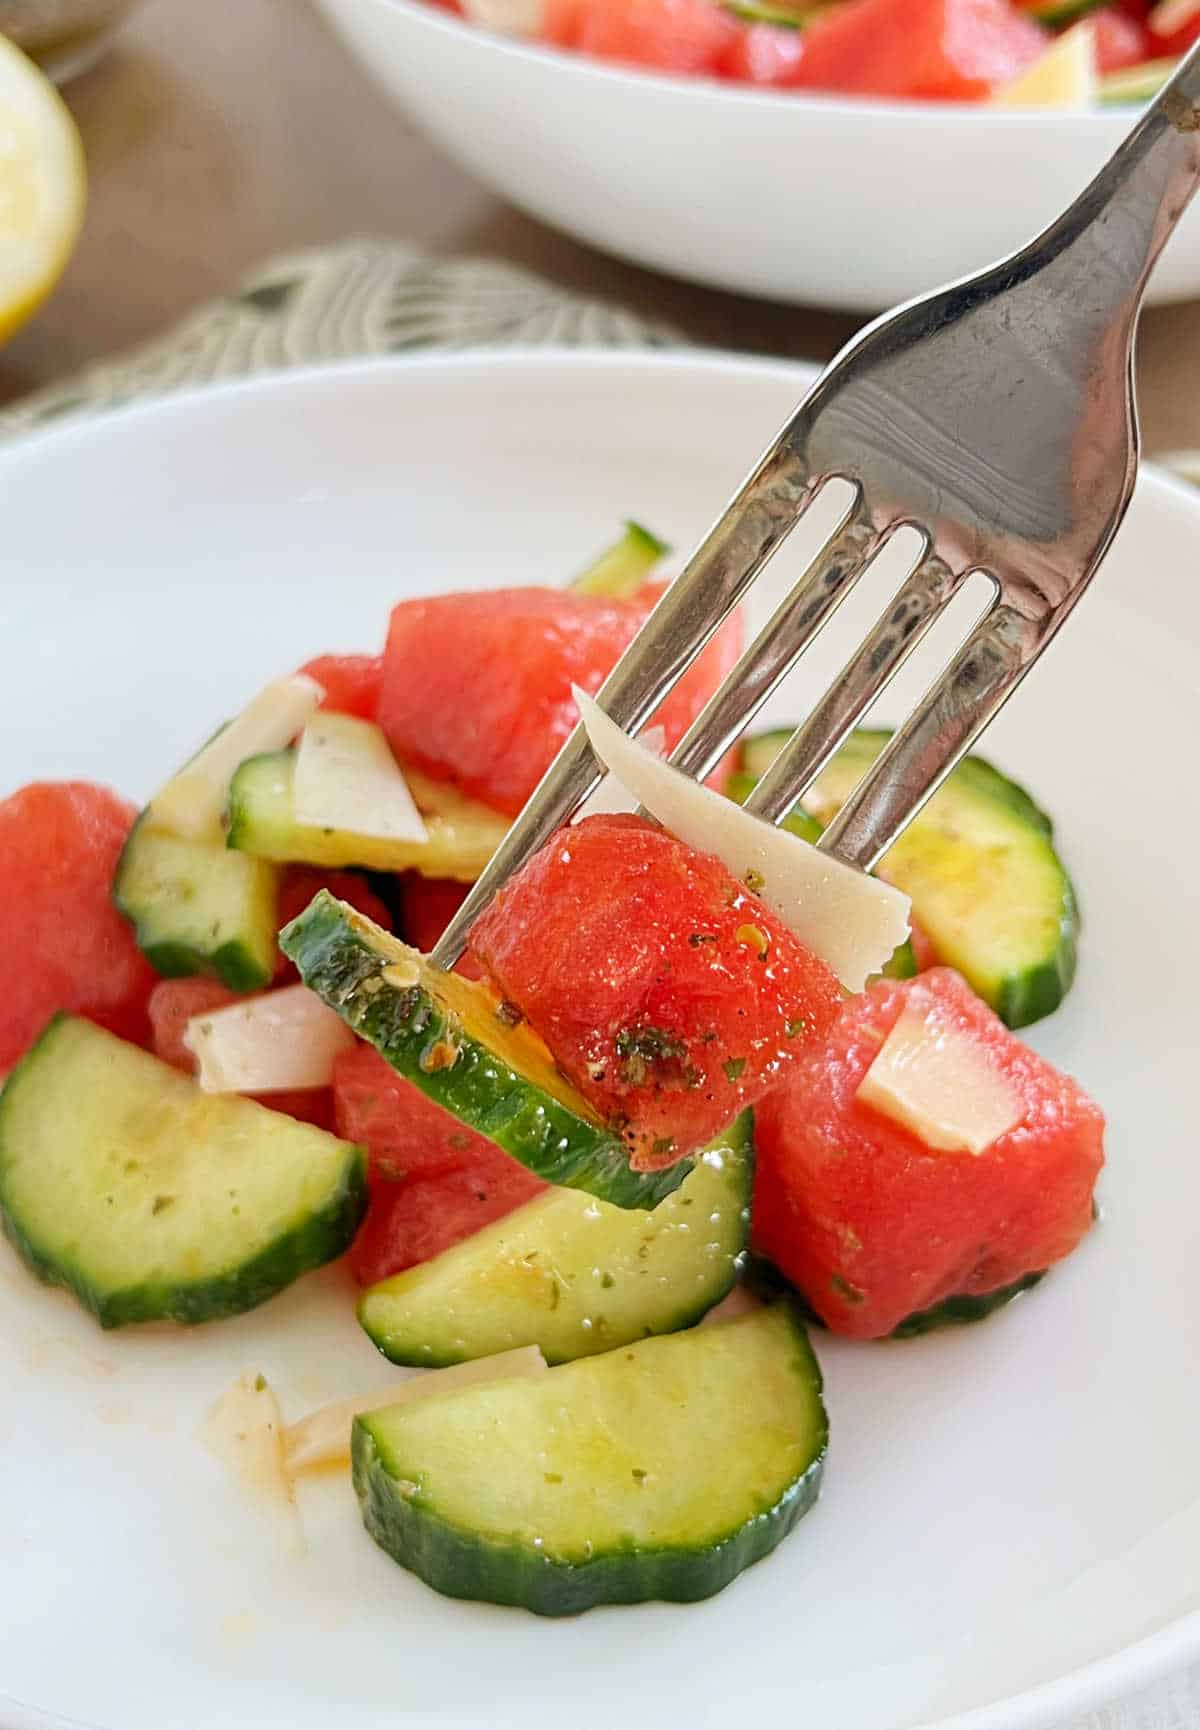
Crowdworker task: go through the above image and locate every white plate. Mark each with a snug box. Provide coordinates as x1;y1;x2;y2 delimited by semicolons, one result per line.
0;351;1197;1730
312;0;1200;310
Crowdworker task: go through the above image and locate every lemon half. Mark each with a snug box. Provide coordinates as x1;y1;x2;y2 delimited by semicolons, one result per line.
0;33;86;342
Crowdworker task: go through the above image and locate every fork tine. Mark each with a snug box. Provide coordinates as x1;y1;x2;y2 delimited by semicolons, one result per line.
817;595;1042;874
430;439;818;969
745;545;965;826
664;494;879;781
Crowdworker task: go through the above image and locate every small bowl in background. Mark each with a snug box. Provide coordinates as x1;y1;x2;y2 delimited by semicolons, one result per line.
0;0;140;81
313;0;1200;310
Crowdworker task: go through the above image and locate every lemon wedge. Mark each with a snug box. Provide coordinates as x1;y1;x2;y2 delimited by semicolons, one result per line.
0;34;86;342
991;19;1097;108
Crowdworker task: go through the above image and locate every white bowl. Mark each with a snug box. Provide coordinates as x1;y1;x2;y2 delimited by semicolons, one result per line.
314;0;1200;309
1;350;1200;1730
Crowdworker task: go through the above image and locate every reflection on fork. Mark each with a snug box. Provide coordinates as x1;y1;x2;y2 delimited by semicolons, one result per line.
433;41;1200;969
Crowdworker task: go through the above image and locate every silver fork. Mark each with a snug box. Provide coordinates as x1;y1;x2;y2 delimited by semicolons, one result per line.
434;49;1200;970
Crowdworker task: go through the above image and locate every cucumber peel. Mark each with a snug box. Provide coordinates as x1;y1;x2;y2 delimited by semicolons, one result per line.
734;728;1079;1028
280;892;691;1210
0;1016;366;1327
353;1299;826;1614
359;1112;753;1365
570;520;669;598
114;811;280;991
226;751;508;883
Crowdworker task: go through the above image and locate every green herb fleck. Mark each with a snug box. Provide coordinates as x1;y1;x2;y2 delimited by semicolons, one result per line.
600;1272;615;1289
651;1136;676;1158
151;1194;175;1215
723;1057;747;1083
615;1024;688;1087
744;867;765;893
631;1468;647;1483
254;1373;268;1392
785;1017;809;1038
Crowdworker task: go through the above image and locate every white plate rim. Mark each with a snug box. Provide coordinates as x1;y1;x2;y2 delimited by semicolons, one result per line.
0;346;1196;1730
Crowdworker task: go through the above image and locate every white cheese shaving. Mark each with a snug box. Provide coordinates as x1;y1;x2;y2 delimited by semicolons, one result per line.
284;1345;548;1473
148;675;323;841
184;984;355;1094
574;687;911;992
857;1004;1021;1154
293;712;429;845
574;723;665;819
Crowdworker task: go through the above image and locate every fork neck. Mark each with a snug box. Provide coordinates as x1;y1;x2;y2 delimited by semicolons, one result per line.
1031;43;1200;316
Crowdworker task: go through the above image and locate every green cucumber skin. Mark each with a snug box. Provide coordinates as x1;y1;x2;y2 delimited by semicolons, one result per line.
0;1156;366;1328
280;893;689;1211
133;935;270;995
113;814;278;993
733;727;1079;1030
571;521;669;597
358;1114;753;1368
353;1423;823;1615
352;1303;826;1616
881;939;918;981
747;1254;1046;1340
889;1271;1045;1339
0;1017;368;1329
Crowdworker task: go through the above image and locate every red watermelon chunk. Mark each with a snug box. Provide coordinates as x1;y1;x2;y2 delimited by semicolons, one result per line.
333;1043;496;1184
0;782;157;1071
147;976;336;1130
379;583;742;818
296;654;384;721
469;812;842;1169
788;0;1046;99
348;1161;548;1287
1089;4;1150;66
753;967;1104;1339
548;0;740;71
334;1043;546;1283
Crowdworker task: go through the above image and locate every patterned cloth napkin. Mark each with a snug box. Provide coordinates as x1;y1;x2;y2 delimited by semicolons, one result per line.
2;238;1195;1730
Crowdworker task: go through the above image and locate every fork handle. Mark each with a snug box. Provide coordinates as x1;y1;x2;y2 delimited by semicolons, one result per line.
1035;42;1200;311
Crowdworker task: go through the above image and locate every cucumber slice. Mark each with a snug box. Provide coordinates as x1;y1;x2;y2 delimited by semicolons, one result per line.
226;751;508;883
570;520;669;598
1097;57;1175;103
353;1300;826;1614
0;1017;366;1328
280;891;689;1210
114;812;280;991
734;728;1078;1029
359;1113;752;1366
891;1271;1045;1338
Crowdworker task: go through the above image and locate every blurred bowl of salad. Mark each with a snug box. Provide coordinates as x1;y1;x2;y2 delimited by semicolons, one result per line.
1;0;139;80
313;0;1200;308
